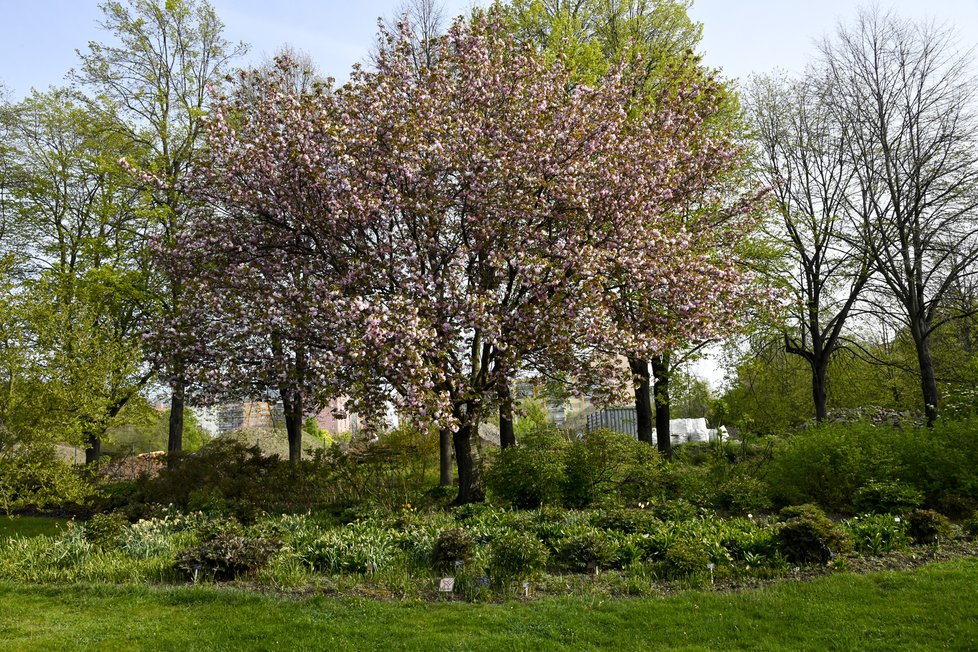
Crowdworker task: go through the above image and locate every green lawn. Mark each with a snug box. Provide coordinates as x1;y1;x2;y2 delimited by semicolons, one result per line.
1;558;977;650
0;517;68;539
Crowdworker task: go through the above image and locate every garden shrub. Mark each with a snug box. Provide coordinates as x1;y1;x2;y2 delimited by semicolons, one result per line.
486;531;548;583
562;429;663;508
962;513;978;539
662;541;710;579
651;499;698;523
775;504;850;564
485;425;566;509
174;533;279;581
432;528;475;571
0;450;97;512
905;509;953;544
83;512;129;550
713;475;773;514
899;417;978;508
553;530;621;572
323;425;439;510
766;422;903;512
852;481;923;515
935;494;978;521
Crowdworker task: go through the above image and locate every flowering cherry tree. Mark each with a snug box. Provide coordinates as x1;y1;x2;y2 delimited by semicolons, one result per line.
195;9;769;502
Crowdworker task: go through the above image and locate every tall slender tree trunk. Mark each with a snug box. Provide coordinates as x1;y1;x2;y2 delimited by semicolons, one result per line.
452;417;484;505
812;359;829;422
168;375;185;455
439;427;453;486
499;378;515;449
651;353;672;460
912;324;940;426
629;357;654;445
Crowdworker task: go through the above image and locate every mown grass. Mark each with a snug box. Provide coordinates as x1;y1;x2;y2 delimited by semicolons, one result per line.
0;517;68;539
1;558;977;650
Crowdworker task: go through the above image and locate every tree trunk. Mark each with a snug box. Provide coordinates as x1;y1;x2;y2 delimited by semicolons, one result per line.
439;427;453;486
651;354;672;460
629;357;654;445
451;420;484;505
167;376;185;455
84;435;101;465
812;359;829;422
913;328;940;426
499;378;515;449
282;392;304;463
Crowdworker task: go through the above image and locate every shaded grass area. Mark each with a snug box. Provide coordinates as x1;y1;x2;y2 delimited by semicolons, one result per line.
2;559;977;651
0;517;68;539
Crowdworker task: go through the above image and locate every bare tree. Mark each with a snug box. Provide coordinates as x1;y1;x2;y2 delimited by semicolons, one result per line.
381;0;448;72
747;73;869;421
821;8;978;425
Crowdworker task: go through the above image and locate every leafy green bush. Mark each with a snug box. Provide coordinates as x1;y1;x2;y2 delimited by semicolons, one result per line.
766;422;903;513
775;504;850;564
432;528;475;571
0;451;97;512
174;533;279;581
713;475;773;514
905;509;953;545
651;499;698;523
898;418;978;507
553;530;622;572
485;426;566;509
562;429;663;508
662;541;710;579
852;481;923;515
486;531;548;583
962;514;978;539
83;512;129;550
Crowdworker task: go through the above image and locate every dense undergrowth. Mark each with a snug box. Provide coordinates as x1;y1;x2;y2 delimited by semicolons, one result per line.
3;417;978;600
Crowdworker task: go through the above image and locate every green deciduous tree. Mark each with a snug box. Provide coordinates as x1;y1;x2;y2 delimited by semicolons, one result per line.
5;88;154;462
72;0;246;454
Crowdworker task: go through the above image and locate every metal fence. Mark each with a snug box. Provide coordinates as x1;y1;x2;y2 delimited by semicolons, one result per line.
586;407;638;437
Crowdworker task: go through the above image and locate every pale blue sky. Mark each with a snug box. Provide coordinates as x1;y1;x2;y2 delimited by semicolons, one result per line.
2;1;977;100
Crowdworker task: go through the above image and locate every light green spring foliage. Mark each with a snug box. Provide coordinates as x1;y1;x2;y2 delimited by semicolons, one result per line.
0;88;155;456
503;0;702;88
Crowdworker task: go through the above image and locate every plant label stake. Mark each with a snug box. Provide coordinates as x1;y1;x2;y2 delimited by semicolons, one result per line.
522;581;530;597
707;563;715;585
366;562;376;574
439;577;455;594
